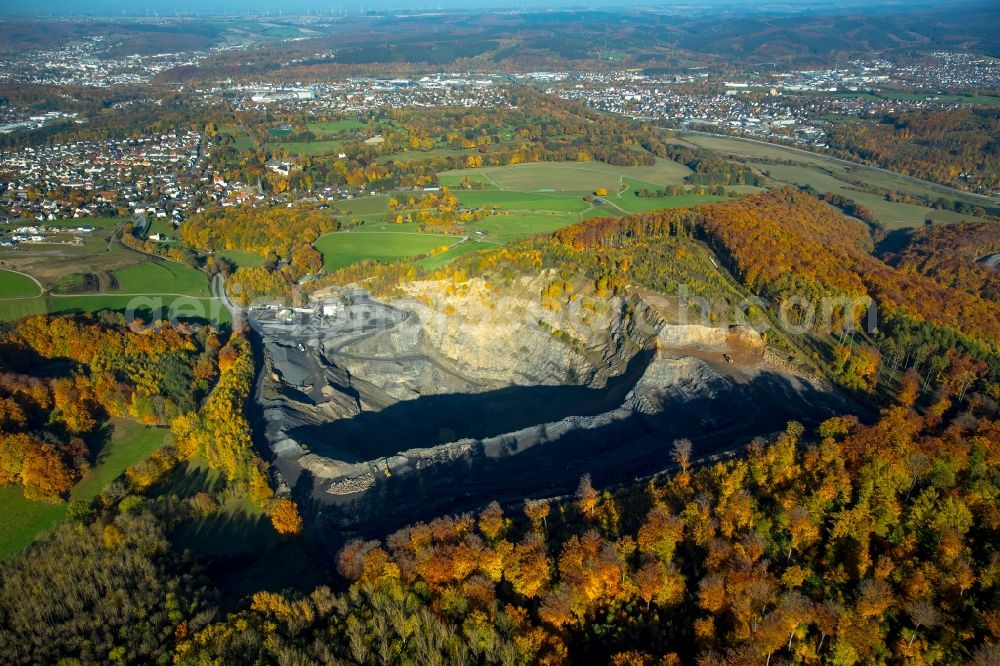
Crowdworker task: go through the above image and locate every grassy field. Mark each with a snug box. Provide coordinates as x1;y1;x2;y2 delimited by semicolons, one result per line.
752;162;978;227
71;418;170;503
417;241;486;270
220;124;257;152
0;269;42;297
0;296;47;321
0;489;67;561
311;159;718;271
145;217;177;240
473;211;581;243
0;233;223;323
685;133;989;204
346;222;423;234
0;417;170;560
113;261;211;296
316;230;457;271
436;173;502;190
417;211;590;269
330;194;391;217
310;157;748;273
612;192;727;215
274;140;344;156
826;90;1000;106
442;159;691;193
217;249;266;269
48;295;228;324
454;190;592;213
0;222;144;287
0;293;227;324
333;158;703;225
46;216;121;229
376;147;474;164
308;119;366;135
0;268;45;319
685;133;996;229
316;202;593;272
152;458;328;607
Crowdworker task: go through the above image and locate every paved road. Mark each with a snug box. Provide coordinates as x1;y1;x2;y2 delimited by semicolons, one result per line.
212;272;244;328
680;129;1000;205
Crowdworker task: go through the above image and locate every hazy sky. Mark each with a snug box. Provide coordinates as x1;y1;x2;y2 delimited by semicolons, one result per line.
0;0;969;15
0;0;896;16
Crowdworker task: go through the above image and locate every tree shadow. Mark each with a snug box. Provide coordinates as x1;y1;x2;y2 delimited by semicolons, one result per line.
82;422;115;467
875;227;914;259
173;482;333;608
147;461;226;499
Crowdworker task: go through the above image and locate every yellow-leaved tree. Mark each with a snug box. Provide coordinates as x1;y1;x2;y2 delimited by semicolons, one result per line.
271;497;304;536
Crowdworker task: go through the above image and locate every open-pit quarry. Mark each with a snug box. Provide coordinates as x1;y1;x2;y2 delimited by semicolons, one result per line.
250;274;848;535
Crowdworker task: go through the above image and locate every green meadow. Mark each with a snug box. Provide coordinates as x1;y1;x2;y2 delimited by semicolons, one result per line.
0;418;171;560
316;230;458;272
113;261;211;296
0;269;42;297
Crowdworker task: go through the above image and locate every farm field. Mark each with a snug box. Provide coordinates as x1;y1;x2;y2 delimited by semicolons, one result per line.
0;292;227;323
472;211;581;243
436;173;502;190
307;119;367;135
312;159;724;271
329;194;391;216
273;140;344;156
685;133;995;229
441;158;690;193
48;294;228;324
754;163;982;228
45;216;121;229
0;268;42;297
314;210;590;272
453;190;591;213
416;210;599;270
611;192;727;214
345;222;423;234
316;230;458;271
113;260;211;296
219;124;257;152
0;417;170;560
825;90;1000;106
685;133;989;202
0;295;47;321
0;219;223;322
0;269;46;320
376;147;474;164
0;262;221;323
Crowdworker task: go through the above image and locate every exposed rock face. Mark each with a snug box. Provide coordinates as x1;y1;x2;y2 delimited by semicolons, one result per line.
395;276;640;388
252;274;835;528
